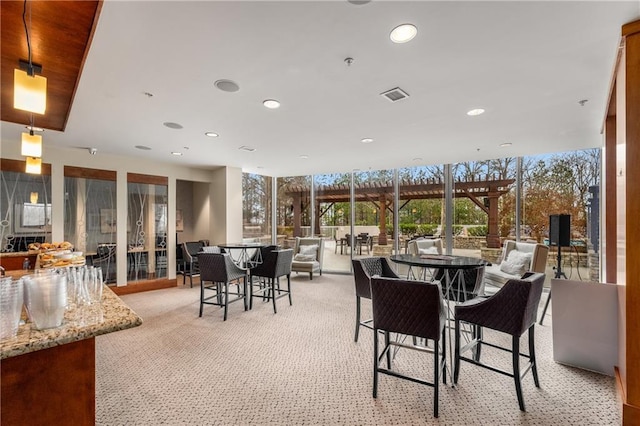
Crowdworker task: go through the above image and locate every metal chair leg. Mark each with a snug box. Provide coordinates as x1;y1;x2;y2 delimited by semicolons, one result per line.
199;281;204;317
529;325;540;387
434;338;440;418
454;319;461;384
373;328;379;398
271;278;277;314
354;296;361;342
513;336;525;411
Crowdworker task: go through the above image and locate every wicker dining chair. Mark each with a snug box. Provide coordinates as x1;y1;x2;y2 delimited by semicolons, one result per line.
351;257;399;342
249;247;293;313
454;272;546;411
197;253;248;321
370;276;447;418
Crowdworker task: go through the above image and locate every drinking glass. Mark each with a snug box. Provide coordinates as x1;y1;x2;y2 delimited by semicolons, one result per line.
0;277;24;340
23;274;68;330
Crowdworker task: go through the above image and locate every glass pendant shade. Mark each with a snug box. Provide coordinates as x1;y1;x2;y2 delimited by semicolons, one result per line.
21;132;42;157
14;69;47;114
25;157;42;174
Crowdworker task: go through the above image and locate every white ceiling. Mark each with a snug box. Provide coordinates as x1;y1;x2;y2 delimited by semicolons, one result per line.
2;1;639;177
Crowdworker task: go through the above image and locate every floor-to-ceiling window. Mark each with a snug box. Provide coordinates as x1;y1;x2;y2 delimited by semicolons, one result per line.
522;149;600;281
352;169;395;260
253;148;602;280
277;176;312;246
451;158;517;258
242;173;272;244
397;165;446;252
314;172;352;273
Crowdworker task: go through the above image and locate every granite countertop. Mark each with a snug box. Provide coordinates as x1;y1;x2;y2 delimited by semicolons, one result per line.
0;285;143;359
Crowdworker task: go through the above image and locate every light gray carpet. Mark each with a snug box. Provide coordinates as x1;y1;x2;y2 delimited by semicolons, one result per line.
96;274;619;425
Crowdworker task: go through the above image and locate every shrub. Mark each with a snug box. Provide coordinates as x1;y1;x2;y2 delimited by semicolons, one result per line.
417;224;438;235
467;225;488;237
400;223;417;235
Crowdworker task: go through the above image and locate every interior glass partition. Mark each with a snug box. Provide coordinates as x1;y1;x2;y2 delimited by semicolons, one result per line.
0;159;52;260
242;173;272;244
63;167;117;283
314;172;352;273
127;173;168;282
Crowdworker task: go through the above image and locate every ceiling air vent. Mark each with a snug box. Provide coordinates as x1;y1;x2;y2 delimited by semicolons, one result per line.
380;87;409;102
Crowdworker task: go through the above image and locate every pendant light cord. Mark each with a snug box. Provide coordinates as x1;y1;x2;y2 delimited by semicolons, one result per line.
22;0;33;74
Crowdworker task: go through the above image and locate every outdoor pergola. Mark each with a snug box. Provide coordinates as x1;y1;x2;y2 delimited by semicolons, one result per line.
284;177;515;248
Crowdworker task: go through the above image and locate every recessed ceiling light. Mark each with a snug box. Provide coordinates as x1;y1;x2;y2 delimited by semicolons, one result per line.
163;122;183;129
361;138;374;144
25;125;44;132
135;145;152;151
348;0;371;5
205;132;219;138
257;166;264;169
466;108;485;116
239;146;256;152
500;142;512;148
171;152;183;156
300;155;309;159
412;157;423;162
390;24;418;44
214;79;240;92
263;99;281;109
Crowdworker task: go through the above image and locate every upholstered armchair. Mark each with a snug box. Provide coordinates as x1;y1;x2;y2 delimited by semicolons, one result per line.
483;240;549;289
291;237;324;280
407;238;443;255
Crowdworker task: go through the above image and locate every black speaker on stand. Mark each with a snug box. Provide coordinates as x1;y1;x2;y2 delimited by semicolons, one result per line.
540;214;571;325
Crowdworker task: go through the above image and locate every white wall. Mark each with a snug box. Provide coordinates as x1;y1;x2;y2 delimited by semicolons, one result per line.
210;167;243;245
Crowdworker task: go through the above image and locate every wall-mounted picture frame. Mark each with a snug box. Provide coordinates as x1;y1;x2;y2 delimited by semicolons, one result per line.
176;209;184;232
100;209;117;234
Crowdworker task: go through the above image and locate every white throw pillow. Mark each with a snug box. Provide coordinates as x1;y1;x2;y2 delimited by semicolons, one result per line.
418;247;439;255
499;250;532;276
299;244;318;257
294;253;316;262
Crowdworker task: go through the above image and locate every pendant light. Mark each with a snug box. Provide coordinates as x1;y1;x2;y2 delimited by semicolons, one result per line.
30;192;39;204
14;0;47;115
21;127;42;157
25;157;42;174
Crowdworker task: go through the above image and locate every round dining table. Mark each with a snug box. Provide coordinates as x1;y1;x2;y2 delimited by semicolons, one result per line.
218;242;266;270
390;253;489;386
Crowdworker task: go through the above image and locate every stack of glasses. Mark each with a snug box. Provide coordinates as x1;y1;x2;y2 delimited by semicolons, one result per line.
0;277;24;339
0;265;105;340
